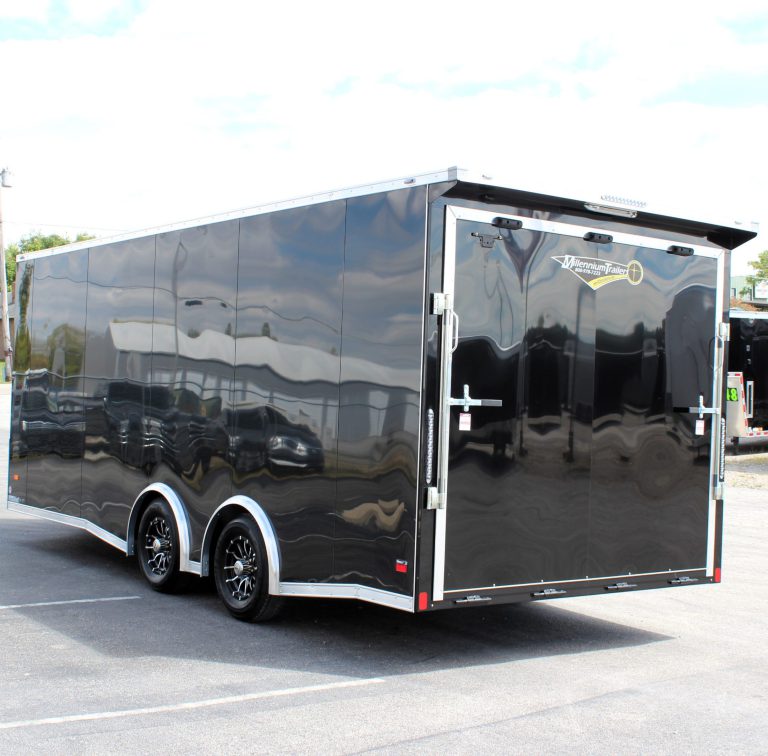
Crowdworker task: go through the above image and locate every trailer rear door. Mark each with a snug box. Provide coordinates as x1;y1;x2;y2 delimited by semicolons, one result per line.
431;206;726;601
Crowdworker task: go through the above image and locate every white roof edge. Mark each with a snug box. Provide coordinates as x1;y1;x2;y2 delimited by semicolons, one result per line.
17;166;757;261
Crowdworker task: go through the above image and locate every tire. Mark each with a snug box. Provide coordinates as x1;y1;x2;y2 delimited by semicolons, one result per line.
213;516;283;622
137;498;184;593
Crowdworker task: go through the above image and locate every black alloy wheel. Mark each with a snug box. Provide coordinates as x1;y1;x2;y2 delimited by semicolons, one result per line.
213;516;283;622
137;498;184;592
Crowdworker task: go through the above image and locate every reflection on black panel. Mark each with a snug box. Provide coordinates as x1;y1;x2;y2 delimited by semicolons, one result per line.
21;250;88;516
444;222;715;592
152;222;239;556
728;316;768;429
335;188;427;594
445;225;594;589
234;203;345;580
81;238;156;537
8;261;33;504
590;247;716;575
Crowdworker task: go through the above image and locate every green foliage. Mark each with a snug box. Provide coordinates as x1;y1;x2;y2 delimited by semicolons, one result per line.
13;265;33;371
5;231;96;287
746;250;768;287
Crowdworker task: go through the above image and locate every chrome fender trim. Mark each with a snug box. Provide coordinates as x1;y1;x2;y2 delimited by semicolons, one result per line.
279;582;414;612
128;483;199;575
200;496;281;595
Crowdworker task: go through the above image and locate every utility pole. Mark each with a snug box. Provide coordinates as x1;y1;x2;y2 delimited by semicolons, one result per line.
0;167;13;380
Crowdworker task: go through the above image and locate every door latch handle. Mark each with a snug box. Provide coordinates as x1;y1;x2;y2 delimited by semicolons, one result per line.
692;394;717;418
449;384;503;412
675;394;717;417
451;311;460;353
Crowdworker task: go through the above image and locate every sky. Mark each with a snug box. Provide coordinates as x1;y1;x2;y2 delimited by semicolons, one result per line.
0;0;766;274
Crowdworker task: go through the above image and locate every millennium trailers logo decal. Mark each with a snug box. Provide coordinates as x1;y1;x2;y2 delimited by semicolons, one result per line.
552;255;644;290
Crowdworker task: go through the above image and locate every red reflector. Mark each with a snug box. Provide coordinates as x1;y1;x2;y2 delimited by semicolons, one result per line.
395;560;408;574
13;474;20;481
714;567;721;583
418;592;428;611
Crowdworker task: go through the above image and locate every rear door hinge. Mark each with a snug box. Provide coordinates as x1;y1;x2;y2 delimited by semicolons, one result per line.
668;575;699;585
431;292;452;316
426;487;445;510
454;594;493;604
531;587;567;597
605;581;638;591
718;322;730;342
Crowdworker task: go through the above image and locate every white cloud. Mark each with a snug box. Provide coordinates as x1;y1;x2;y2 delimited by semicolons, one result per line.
0;0;50;21
63;0;126;25
1;0;766;274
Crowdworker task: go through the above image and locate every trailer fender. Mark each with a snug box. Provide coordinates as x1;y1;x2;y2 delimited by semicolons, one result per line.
127;483;198;575
200;496;281;596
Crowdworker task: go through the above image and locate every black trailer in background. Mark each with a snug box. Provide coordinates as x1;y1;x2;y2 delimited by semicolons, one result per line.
7;169;756;620
726;311;768;445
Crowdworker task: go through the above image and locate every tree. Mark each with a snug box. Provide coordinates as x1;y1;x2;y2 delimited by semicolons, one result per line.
746;250;768;288
5;231;95;287
739;286;752;299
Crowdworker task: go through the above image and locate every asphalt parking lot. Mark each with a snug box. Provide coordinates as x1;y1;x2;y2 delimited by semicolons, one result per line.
1;389;767;755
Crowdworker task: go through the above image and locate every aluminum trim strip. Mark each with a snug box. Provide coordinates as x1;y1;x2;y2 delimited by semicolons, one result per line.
278;582;414;612
707;249;727;575
431;205;460;602
442;567;707;595
411;186;430;602
7;501;128;552
448;207;721;258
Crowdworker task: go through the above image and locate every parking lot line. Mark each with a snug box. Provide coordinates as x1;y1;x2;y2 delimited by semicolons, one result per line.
0;677;386;731
0;596;141;611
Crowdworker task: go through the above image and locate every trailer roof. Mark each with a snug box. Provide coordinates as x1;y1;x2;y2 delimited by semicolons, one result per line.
18;167;758;261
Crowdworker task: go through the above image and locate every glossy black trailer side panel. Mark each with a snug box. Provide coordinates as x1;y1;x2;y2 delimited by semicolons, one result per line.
8;189;427;595
23;250;88;517
8;260;32;505
151;221;239;558
82;237;156;537
334;188;427;594
234;202;346;582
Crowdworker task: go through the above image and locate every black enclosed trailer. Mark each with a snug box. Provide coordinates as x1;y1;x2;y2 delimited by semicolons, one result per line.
7;169;756;620
726;311;768;444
